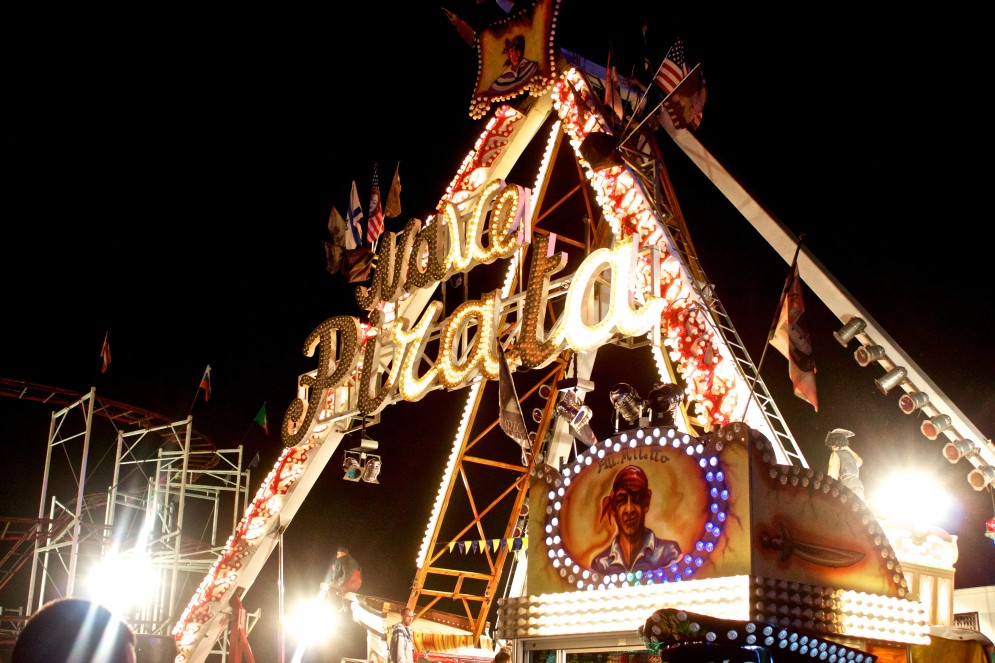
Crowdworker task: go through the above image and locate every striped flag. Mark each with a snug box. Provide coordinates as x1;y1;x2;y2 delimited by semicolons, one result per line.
366;163;385;245
346;181;364;250
100;331;112;374
653;38;689;97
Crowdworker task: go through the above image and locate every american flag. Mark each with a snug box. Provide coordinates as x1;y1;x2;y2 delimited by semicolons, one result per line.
366;163;384;246
653;38;689;96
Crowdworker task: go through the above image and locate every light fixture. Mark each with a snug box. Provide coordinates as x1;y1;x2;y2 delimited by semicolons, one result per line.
361;457;382;483
609;383;643;429
555;390;597;446
833;317;866;347
967;465;995;491
898;391;929;415
644;382;684;427
921;414;952;440
854;344;886;367
942;439;979;463
342;456;363;482
343;438;381;483
874;366;906;395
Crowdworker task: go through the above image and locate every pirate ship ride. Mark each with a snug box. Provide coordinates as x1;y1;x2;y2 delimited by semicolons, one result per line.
165;1;992;661
3;2;991;663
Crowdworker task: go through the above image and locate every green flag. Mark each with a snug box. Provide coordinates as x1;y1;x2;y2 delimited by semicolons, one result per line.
254;402;268;435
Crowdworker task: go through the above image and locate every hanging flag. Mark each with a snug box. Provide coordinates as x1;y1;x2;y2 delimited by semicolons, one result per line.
366;163;385;246
341;246;375;283
662;62;707;130
325;205;348;274
603;47;623;121
199;365;213;403
442;7;476;47
385;162;402;219
653;37;689;97
254;402;268;436
498;347;531;453
345;181;364;251
99;331;112;374
769;260;818;411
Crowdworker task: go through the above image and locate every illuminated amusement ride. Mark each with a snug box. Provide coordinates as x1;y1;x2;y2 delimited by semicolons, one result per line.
2;2;993;662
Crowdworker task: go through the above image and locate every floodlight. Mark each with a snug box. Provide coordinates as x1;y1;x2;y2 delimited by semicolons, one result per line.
361;456;382;483
967;465;995;491
874;366;906;395
645;382;683;427
898;391;929;415
942;439;979;463
921;414;953;440
609;383;642;424
833;317;866;347
854;344;886;367
555;390;597;446
342;455;363;482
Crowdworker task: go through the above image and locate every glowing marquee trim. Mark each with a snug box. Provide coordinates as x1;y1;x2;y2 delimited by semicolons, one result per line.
495;576;750;639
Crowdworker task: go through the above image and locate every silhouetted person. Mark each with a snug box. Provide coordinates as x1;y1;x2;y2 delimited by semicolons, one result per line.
322;545;362;611
826;428;865;501
13;597;137;663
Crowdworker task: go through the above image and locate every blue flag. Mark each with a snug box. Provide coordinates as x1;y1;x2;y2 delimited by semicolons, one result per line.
346;180;364;250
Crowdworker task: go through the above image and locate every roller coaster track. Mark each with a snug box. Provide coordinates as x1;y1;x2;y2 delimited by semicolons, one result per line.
0;377;218;468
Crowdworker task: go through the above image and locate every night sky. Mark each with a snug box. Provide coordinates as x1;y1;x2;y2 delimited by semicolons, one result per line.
3;3;992;661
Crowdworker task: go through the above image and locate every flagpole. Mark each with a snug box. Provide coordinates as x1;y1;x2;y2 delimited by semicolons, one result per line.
187;365;210;419
618;41;678;141
619;62;701;151
743;235;805;418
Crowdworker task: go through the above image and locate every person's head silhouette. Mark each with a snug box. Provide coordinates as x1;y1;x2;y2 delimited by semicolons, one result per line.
13;597;137;663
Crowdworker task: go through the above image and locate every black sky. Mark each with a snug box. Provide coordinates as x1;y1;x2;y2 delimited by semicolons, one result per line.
2;3;992;662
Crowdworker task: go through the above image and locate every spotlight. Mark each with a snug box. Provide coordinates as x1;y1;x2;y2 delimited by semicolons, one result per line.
874;366;906;395
942;439;979;463
854;344;886;367
645;382;684;427
555;390;597;446
609;383;643;425
833;317;866;347
343;438;381;483
898;391;929;415
967;465;995;491
342;456;363;482
921;414;953;440
361;457;382;483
